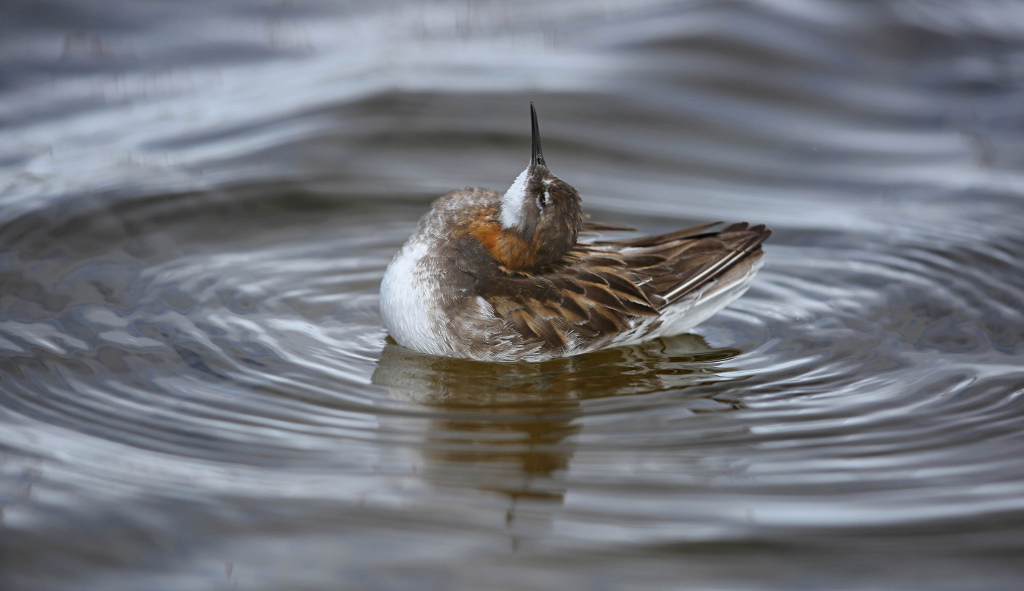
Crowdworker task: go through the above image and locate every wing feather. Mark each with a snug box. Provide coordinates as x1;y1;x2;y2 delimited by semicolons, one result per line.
580;221;637;233
476;221;770;354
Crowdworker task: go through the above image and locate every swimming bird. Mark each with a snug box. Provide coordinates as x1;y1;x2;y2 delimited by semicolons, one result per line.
380;103;770;362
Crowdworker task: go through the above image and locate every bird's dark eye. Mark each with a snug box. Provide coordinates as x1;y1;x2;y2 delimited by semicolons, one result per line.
537;192;549;210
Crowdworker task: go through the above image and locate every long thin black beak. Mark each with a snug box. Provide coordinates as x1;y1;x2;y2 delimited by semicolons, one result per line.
530;102;546;168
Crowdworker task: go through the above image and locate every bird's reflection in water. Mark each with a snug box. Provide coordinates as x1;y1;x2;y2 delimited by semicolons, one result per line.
371;333;741;545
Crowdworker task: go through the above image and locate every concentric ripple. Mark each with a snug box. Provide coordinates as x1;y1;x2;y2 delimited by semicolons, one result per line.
3;1;1024;590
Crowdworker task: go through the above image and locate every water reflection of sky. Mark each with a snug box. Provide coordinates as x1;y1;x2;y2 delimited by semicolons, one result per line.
3;1;1024;590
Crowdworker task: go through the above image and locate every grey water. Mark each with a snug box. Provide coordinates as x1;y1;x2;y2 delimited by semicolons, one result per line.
2;1;1024;589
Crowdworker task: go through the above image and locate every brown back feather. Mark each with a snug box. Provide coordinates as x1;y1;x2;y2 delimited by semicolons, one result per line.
476;222;770;354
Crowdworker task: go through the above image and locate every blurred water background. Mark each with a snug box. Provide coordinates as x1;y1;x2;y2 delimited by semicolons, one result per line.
2;0;1024;589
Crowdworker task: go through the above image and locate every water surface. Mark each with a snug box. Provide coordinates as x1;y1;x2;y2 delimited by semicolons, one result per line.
3;1;1024;589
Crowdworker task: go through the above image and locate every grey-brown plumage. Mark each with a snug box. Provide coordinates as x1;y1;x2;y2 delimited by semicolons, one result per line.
379;104;770;362
474;218;770;356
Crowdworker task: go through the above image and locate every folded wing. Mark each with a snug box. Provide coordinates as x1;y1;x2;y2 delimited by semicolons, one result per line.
476;222;771;353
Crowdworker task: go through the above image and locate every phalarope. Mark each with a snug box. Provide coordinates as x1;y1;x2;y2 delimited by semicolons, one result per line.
380;104;769;362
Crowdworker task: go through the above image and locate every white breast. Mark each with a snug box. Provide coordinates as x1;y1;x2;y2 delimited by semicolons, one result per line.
379;236;444;356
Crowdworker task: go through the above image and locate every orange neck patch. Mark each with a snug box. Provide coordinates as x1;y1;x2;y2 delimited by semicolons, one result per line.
456;205;538;272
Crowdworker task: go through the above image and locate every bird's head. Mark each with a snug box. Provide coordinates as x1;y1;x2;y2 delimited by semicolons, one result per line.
495;103;583;271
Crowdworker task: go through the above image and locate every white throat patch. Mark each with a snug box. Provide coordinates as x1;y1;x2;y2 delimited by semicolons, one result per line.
500;166;530;229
